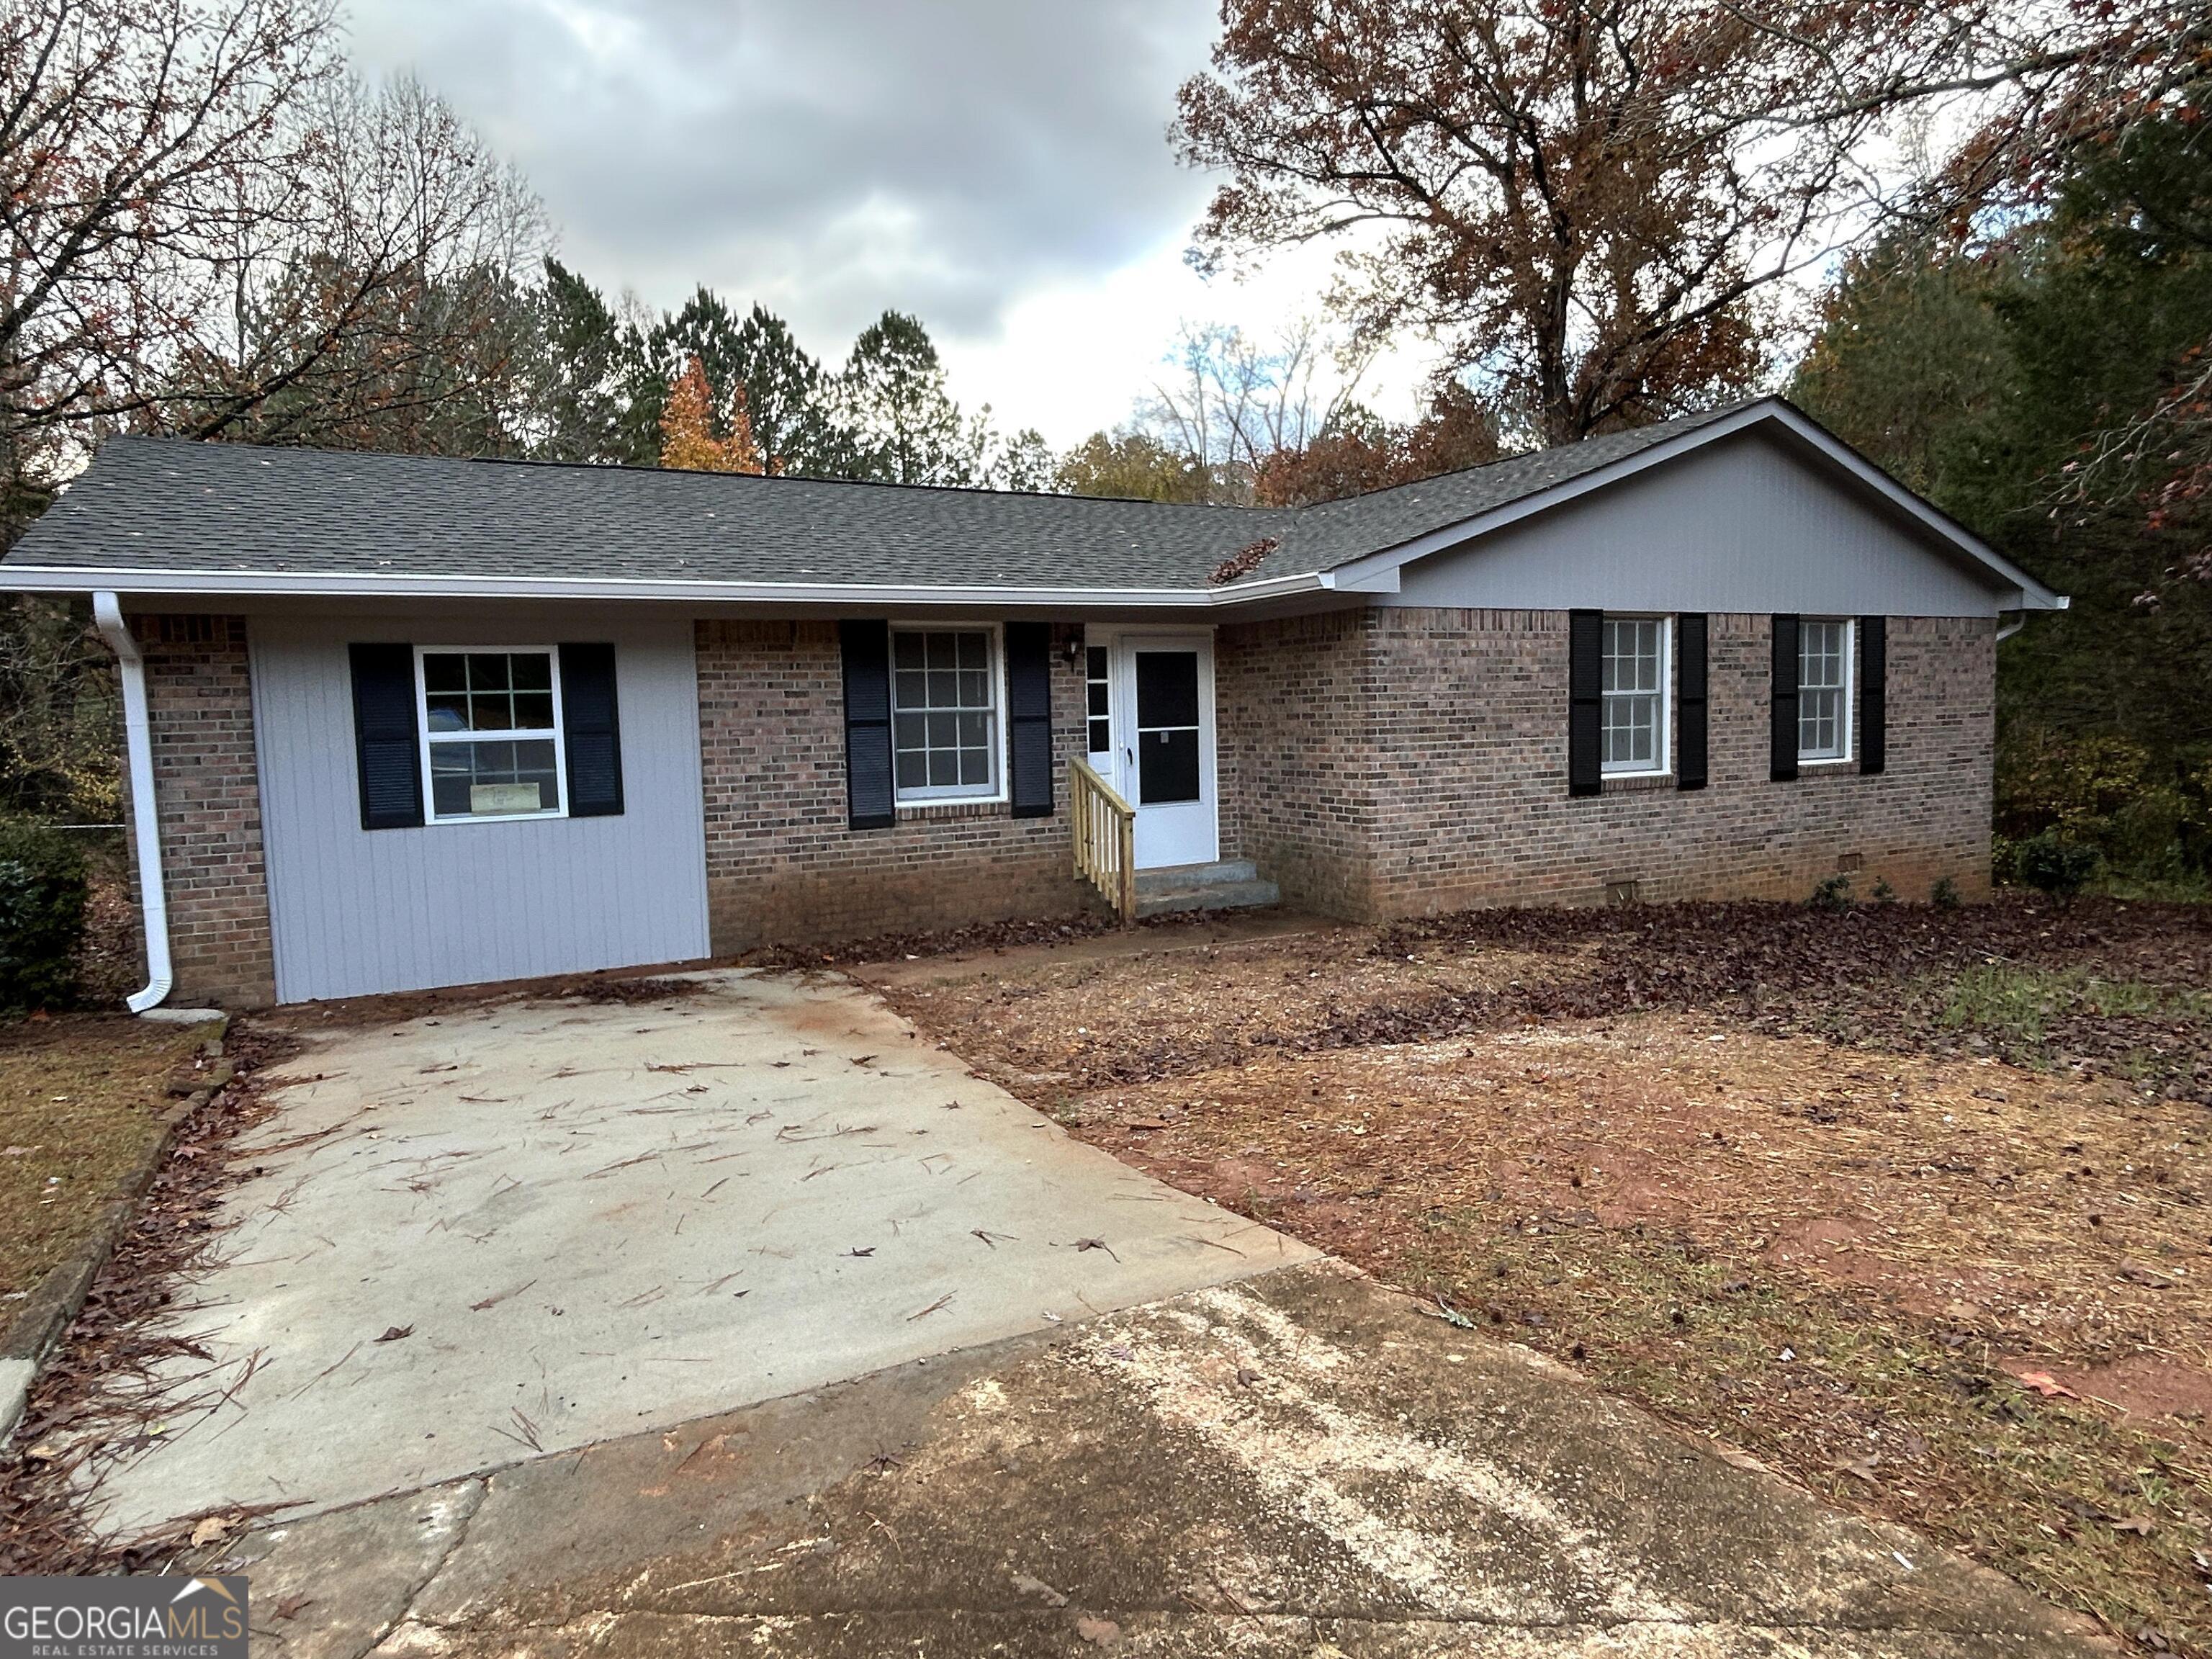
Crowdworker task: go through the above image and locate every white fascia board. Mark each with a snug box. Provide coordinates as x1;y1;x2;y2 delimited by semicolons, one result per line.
1319;400;2069;612
0;565;1336;610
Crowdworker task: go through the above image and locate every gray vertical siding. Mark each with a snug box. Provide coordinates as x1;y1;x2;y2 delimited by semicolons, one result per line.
250;609;710;1003
1381;431;2004;617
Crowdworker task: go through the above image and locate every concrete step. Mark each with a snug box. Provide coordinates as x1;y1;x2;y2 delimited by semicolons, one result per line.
1133;858;1281;919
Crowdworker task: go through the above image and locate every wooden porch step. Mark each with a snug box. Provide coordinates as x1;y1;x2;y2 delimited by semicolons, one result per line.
1133;859;1281;920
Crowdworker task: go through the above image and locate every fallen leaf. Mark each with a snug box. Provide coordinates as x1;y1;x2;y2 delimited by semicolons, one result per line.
1076;1614;1121;1645
2113;1515;2157;1535
1835;1455;1881;1485
2015;1370;2080;1401
1010;1572;1069;1608
1235;1366;1262;1388
274;1596;313;1620
189;1516;231;1547
2118;1262;2174;1288
374;1325;414;1343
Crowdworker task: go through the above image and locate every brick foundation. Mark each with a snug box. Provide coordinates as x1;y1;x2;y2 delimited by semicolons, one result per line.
133;615;276;1006
1220;608;1992;917
695;620;1096;952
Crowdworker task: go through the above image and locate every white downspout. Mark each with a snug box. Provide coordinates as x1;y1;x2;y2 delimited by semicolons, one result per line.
91;593;172;1013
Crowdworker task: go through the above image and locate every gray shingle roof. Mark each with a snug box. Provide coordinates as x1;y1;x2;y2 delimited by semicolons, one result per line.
1;401;1754;593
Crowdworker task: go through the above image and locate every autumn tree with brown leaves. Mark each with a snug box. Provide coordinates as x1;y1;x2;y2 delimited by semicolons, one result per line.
1176;1;1888;444
659;356;765;475
1255;385;1505;505
1173;0;2203;450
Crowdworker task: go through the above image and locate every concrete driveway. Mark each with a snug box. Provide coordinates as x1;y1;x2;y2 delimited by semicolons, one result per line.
85;969;1308;1537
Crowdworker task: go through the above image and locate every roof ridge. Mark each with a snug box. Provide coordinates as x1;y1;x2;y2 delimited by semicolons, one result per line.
102;433;1282;516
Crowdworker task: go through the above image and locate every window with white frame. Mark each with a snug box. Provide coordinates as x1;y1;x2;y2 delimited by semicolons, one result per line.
419;649;566;822
1798;619;1853;761
891;629;1001;800
1601;617;1669;775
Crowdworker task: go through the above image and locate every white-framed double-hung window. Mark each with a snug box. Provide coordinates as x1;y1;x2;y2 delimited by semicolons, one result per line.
891;626;1004;803
1798;619;1853;762
1600;616;1670;776
417;648;567;822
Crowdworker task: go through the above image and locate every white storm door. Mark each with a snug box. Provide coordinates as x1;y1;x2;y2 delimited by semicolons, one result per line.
1111;633;1218;869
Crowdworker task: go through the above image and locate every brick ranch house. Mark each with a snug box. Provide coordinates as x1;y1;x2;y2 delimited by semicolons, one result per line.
0;397;2064;1010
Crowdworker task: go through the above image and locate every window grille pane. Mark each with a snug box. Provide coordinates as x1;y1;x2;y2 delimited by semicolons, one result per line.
429;737;560;818
1088;718;1110;752
1599;619;1665;773
890;630;999;797
422;652;557;735
1797;621;1849;758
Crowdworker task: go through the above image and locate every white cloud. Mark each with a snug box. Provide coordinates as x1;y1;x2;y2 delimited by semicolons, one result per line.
340;0;1439;447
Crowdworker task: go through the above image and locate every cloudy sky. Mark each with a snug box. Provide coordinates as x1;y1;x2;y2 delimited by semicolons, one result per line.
342;0;1433;447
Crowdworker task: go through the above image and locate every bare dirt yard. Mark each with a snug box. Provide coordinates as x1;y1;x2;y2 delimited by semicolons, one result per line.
862;895;2212;1656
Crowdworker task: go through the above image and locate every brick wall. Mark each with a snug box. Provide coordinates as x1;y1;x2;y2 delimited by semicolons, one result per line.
133;615;276;1006
695;620;1096;951
1215;608;1992;917
1216;608;1377;915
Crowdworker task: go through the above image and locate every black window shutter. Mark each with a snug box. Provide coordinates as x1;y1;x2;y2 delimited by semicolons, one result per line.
1005;622;1053;819
840;620;895;830
349;643;424;831
1858;616;1887;775
1568;608;1603;798
559;642;624;817
1676;613;1709;791
1770;613;1801;782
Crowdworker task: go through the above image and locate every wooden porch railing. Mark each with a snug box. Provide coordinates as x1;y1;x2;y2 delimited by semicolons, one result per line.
1069;757;1136;926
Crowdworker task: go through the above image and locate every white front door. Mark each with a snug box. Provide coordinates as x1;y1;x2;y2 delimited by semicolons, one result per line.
1102;631;1218;869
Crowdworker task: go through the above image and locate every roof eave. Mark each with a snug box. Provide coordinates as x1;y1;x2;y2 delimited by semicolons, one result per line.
0;563;1339;610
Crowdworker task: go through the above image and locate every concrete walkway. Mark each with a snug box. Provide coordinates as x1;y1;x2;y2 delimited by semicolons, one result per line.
84;970;1308;1537
219;1262;2105;1658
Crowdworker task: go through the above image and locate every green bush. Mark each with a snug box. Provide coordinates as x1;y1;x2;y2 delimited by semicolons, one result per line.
0;821;86;1012
1808;873;1855;911
2012;829;2100;900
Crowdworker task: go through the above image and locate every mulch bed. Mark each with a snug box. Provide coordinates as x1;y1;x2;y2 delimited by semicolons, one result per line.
0;1022;297;1574
1374;896;2212;1098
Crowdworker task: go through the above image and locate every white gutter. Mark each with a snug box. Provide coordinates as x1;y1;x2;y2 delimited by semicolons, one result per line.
2;565;1335;609
91;592;171;1013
